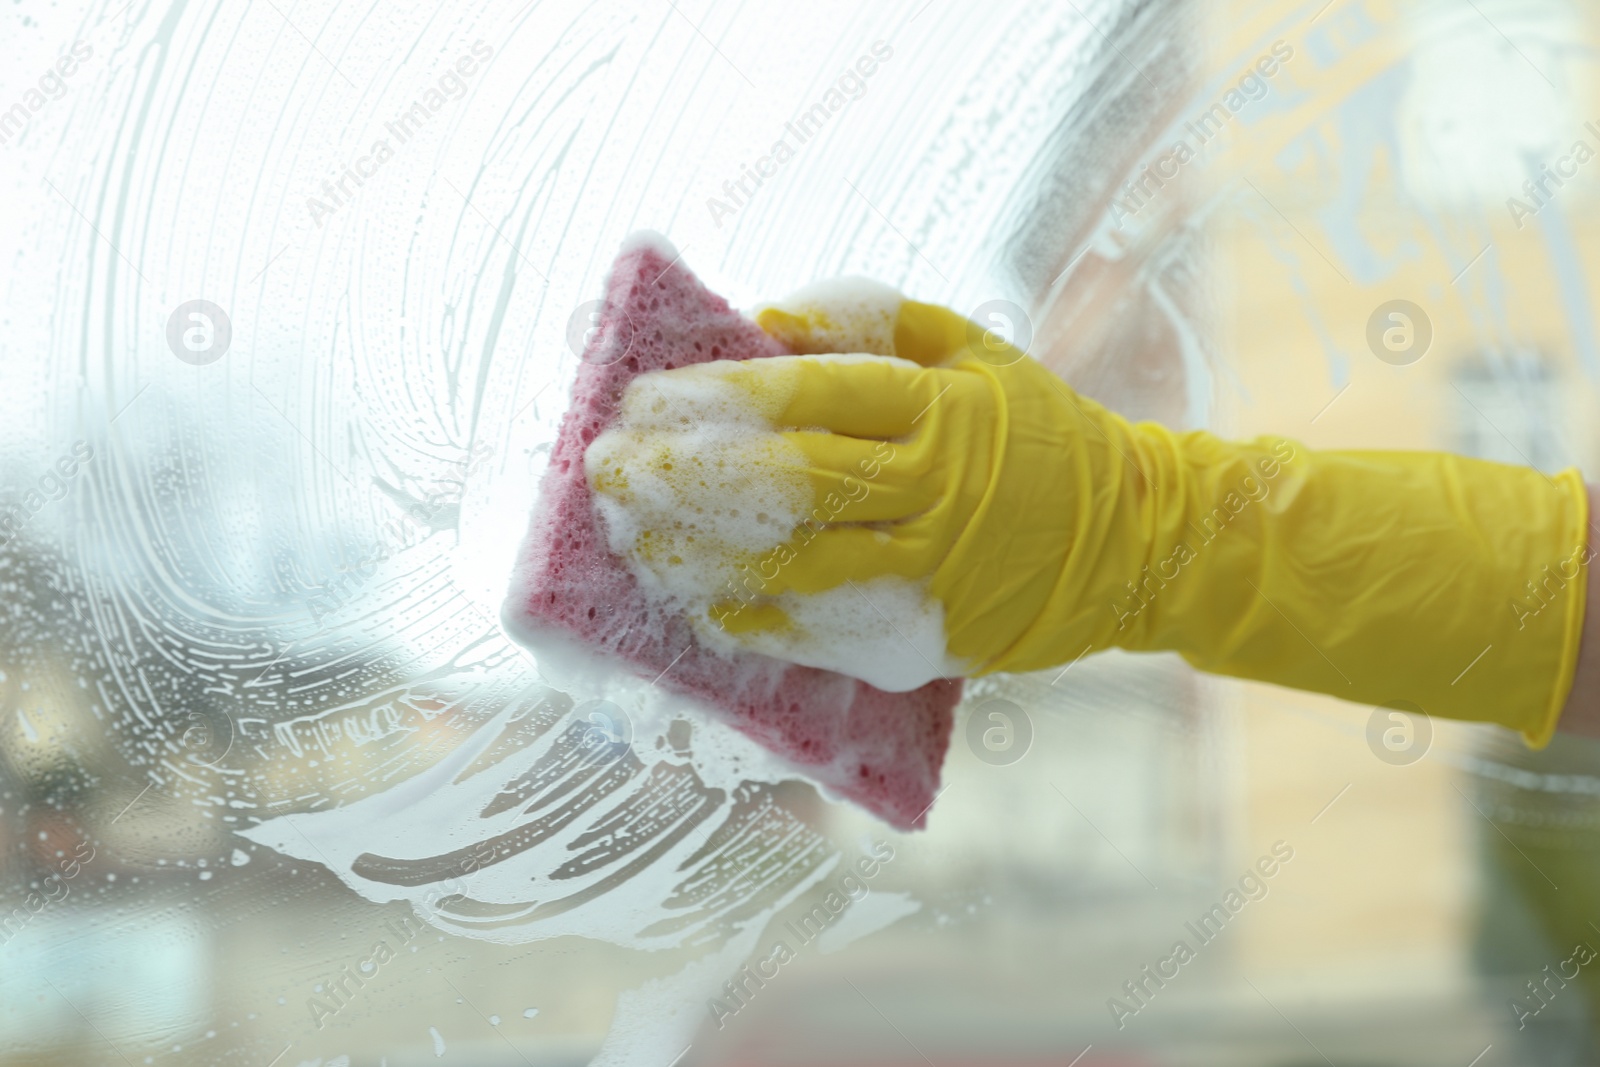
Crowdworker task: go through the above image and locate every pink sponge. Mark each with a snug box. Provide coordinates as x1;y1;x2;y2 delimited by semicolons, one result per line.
502;233;959;830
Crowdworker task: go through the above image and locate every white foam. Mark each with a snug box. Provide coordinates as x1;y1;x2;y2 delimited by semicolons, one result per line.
585;360;811;609
752;277;906;355
735;576;965;692
585;355;968;692
236;691;808;951
495;614;818;797
614;228;679;263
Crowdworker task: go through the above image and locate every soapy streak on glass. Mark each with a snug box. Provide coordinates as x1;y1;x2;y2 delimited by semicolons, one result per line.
245;683;842;951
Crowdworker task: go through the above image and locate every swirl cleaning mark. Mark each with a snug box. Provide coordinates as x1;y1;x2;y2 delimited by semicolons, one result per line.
307;41;497;228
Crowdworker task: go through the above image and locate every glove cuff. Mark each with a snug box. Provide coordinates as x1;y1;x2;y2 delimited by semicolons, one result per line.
1110;429;1588;743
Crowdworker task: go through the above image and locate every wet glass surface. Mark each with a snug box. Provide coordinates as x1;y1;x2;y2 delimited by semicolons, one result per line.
4;0;1600;1064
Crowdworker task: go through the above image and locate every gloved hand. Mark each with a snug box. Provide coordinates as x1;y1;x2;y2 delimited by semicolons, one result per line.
586;281;1589;744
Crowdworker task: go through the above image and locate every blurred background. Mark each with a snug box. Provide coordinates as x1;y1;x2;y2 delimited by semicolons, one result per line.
4;0;1600;1063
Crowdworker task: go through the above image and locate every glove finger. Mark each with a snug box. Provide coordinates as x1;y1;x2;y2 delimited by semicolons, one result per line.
767;355;953;439
758;291;1026;370
754;278;904;355
706;597;793;638
891;299;1015;368
785;431;934;524
748;525;932;597
628;355;951;440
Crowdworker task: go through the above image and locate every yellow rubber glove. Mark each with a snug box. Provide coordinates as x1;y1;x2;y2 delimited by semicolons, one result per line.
586;283;1590;744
